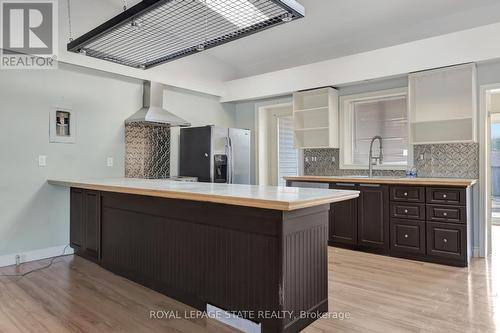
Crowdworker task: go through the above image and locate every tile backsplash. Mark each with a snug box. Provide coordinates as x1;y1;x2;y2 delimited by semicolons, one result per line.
414;143;479;179
303;143;479;179
303;149;406;177
125;122;171;179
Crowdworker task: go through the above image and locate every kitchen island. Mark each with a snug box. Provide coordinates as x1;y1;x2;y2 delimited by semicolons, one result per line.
49;178;359;333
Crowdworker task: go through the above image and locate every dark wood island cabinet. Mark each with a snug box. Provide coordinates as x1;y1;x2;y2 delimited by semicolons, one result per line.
52;178;359;333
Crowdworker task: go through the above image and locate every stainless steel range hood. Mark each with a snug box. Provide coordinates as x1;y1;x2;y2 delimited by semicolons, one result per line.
126;81;190;126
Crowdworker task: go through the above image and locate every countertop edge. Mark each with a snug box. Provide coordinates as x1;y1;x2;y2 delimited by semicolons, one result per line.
284;176;478;187
48;180;360;211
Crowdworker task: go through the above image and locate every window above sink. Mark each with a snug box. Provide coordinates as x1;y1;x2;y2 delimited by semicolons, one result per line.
339;88;409;170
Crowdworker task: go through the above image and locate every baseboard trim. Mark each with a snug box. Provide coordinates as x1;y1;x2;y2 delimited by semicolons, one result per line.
0;245;74;268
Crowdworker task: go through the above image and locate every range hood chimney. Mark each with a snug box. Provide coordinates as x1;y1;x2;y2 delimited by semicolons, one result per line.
126;81;190;127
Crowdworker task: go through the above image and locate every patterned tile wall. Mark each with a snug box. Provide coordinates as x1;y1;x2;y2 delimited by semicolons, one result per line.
125;122;170;179
303;149;405;177
304;143;479;179
414;143;479;179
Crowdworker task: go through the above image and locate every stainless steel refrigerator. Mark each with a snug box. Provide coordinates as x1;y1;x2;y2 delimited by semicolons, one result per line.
179;126;251;184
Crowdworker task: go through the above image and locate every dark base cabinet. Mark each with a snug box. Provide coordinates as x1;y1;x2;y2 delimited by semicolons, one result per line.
389;186;470;267
357;184;389;252
329;183;357;246
70;188;330;333
328;183;389;254
70;188;101;261
288;181;473;267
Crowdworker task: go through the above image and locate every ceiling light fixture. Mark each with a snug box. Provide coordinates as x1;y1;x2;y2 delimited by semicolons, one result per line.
67;0;305;70
203;0;269;29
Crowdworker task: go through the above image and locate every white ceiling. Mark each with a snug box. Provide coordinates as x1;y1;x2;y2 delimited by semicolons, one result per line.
69;0;500;88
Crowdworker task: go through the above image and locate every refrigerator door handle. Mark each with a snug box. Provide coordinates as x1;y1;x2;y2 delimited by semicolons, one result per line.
229;137;234;184
225;137;233;184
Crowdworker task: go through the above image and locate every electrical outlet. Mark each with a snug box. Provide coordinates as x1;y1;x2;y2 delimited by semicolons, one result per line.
38;155;47;167
107;157;114;167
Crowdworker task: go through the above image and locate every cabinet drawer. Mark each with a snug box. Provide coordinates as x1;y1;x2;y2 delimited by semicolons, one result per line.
426;187;466;205
390;186;425;203
427;205;465;224
426;222;466;261
390;203;425;220
390;219;425;254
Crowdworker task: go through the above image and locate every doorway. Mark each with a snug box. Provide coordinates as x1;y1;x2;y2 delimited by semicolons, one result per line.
480;85;500;257
256;103;300;186
491;113;500;227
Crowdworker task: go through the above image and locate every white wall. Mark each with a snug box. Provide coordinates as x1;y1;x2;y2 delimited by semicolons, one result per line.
232;77;408;184
234;97;293;185
0;63;143;259
0;63;236;263
222;22;500;102
165;87;236;176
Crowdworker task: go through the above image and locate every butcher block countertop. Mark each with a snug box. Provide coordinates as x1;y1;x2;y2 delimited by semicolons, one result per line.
284;176;477;187
48;178;360;211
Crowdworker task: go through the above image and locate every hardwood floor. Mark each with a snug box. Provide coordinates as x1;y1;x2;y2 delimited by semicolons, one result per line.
0;246;498;333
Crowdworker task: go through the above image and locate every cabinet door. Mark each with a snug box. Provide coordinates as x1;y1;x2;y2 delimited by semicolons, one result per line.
390;219;425;255
83;190;101;260
426;222;466;262
357;184;389;250
329;183;357;245
409;63;477;144
70;188;84;250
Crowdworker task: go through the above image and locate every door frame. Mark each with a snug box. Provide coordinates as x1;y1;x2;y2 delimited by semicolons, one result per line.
269;112;295;186
479;83;500;257
254;98;303;185
490;113;500;226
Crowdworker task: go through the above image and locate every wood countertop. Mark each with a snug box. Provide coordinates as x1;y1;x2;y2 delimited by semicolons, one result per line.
284;176;477;187
48;178;359;211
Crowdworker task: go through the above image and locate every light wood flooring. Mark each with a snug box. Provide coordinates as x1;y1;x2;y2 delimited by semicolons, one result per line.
0;245;499;333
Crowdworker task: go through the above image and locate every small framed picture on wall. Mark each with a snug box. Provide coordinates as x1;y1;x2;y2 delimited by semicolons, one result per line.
50;107;76;143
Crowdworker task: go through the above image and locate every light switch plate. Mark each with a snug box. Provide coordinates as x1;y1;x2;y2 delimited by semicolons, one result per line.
38;155;47;167
107;157;114;167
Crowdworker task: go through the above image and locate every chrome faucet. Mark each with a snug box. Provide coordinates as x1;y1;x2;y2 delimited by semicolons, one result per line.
369;136;383;178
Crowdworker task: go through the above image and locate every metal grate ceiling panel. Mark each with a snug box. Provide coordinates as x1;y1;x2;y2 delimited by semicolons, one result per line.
68;0;305;69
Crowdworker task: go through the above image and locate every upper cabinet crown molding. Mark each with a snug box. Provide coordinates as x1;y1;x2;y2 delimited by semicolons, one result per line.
293;87;339;149
409;63;477;144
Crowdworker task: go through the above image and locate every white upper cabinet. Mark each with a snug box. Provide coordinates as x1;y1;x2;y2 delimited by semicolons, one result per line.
409;63;477;144
293;87;339;149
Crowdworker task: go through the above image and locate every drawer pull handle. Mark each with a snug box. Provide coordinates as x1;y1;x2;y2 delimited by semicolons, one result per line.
443;194;447;199
404;192;408;196
443;212;448;217
404;234;409;238
404;209;409;214
443;238;448;243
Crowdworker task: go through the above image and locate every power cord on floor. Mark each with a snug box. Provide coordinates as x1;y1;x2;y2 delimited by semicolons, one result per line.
0;244;71;278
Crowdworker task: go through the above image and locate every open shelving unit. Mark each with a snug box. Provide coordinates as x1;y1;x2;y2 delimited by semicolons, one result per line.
409;63;477;144
293;87;339;149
